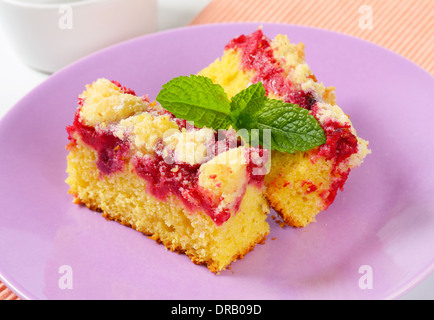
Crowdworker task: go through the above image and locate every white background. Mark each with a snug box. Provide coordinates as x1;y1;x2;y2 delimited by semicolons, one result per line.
0;0;432;300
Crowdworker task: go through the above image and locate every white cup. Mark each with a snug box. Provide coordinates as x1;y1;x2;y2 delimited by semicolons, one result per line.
0;0;157;73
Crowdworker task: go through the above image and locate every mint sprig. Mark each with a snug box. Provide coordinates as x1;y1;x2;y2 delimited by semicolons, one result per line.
156;75;232;129
156;75;326;153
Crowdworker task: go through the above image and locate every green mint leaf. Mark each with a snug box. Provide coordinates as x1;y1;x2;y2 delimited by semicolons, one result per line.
254;98;326;153
230;82;266;120
230;83;325;153
156;75;232;129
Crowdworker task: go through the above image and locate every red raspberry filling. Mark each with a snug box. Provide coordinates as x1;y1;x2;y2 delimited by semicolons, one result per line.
67;110;129;175
226;29;288;98
110;80;137;96
226;29;316;110
320;170;350;210
317;119;359;168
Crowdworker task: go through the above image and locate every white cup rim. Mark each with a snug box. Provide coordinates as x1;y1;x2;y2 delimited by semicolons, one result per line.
1;0;112;8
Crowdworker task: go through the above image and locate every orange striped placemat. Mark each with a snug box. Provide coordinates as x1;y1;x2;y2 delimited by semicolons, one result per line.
190;0;434;75
0;282;20;300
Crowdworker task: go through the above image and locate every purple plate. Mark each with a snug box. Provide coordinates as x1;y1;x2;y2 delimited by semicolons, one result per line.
0;23;433;300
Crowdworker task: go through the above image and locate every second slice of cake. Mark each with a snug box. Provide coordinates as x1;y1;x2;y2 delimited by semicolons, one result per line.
199;29;370;227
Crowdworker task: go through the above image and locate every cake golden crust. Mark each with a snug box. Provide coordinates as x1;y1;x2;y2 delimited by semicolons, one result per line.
71;192;267;273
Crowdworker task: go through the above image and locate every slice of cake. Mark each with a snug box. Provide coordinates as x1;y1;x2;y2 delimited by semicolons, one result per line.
199;29;370;227
65;78;270;273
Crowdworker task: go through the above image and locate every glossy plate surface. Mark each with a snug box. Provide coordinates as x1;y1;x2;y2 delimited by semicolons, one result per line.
0;23;433;300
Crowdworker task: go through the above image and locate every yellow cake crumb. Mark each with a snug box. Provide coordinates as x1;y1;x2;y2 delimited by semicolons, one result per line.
79;78;147;126
115;112;179;155
164;127;215;165
197;50;255;99
199;147;248;210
